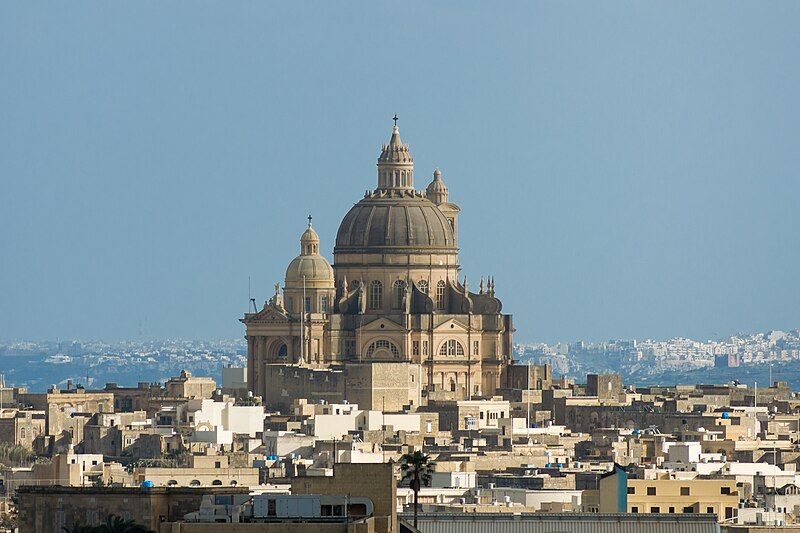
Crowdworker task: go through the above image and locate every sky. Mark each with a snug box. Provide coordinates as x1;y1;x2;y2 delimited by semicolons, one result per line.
1;2;799;344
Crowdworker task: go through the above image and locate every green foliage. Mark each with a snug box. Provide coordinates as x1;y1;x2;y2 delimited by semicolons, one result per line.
399;451;435;528
0;442;37;466
0;511;17;531
399;450;434;488
61;513;152;533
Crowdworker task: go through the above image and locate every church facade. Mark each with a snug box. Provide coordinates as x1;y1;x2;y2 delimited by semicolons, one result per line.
242;123;515;410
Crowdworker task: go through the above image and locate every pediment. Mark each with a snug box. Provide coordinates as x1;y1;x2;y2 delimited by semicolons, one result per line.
433;318;469;332
358;316;406;332
244;304;289;323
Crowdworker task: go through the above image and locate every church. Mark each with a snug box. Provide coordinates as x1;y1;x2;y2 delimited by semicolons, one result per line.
242;122;516;410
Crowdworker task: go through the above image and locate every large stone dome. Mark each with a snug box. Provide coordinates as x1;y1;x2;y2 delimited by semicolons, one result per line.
335;190;456;253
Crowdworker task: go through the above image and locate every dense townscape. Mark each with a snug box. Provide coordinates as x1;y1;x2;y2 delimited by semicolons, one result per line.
3;364;800;532
1;125;795;533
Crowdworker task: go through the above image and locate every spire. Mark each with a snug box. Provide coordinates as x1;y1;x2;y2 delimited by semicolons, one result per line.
377;117;414;191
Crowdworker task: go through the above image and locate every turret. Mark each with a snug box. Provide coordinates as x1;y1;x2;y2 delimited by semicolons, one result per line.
377;121;414;191
426;168;461;245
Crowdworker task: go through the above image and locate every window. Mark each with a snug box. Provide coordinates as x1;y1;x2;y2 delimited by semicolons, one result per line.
369;281;383;309
423;341;428;356
627;487;635;494
436;280;446;310
683;506;694;513
473;341;479;355
721;486;731;495
212;480;223;486
278;344;288;359
214;461;221;468
393;280;406;309
304;297;311;313
439;340;465;357
647;487;656;496
706;507;714;514
631;507;638;513
365;339;400;359
413;341;420;356
651;507;660;513
320;295;329;313
418;280;429;294
669;507;675;513
680;487;690;496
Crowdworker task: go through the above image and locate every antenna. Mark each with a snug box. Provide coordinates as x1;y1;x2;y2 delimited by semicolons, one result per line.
248;276;257;312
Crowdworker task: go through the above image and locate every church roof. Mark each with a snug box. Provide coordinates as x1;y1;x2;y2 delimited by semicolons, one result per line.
335;192;456;252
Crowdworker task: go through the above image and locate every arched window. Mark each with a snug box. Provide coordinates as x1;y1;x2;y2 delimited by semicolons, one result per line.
212;480;223;486
439;339;465;357
365;339;400;359
436;281;446;310
393;280;406;309
368;281;382;309
189;480;201;487
277;344;287;359
320;295;329;313
418;280;429;294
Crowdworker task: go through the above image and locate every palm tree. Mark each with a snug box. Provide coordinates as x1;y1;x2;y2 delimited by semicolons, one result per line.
399;450;434;529
97;514;151;533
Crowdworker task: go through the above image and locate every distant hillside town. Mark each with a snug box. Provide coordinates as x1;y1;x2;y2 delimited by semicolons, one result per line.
2;328;798;393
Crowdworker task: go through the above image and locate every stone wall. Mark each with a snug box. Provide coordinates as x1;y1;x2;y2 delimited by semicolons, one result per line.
16;486;247;533
291;463;397;533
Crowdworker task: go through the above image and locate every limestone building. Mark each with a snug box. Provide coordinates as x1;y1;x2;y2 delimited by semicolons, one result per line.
243;123;514;409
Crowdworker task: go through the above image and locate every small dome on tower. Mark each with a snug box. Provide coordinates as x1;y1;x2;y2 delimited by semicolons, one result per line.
285;216;334;289
426;168;448;205
300;215;320;254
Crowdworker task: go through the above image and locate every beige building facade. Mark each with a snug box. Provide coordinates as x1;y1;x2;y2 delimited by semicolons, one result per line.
243;124;514;407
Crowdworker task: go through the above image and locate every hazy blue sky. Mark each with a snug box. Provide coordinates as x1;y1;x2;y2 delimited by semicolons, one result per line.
1;2;798;344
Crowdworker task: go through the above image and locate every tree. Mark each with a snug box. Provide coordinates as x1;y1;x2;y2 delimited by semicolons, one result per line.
399;450;434;529
61;514;152;533
97;514;151;533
